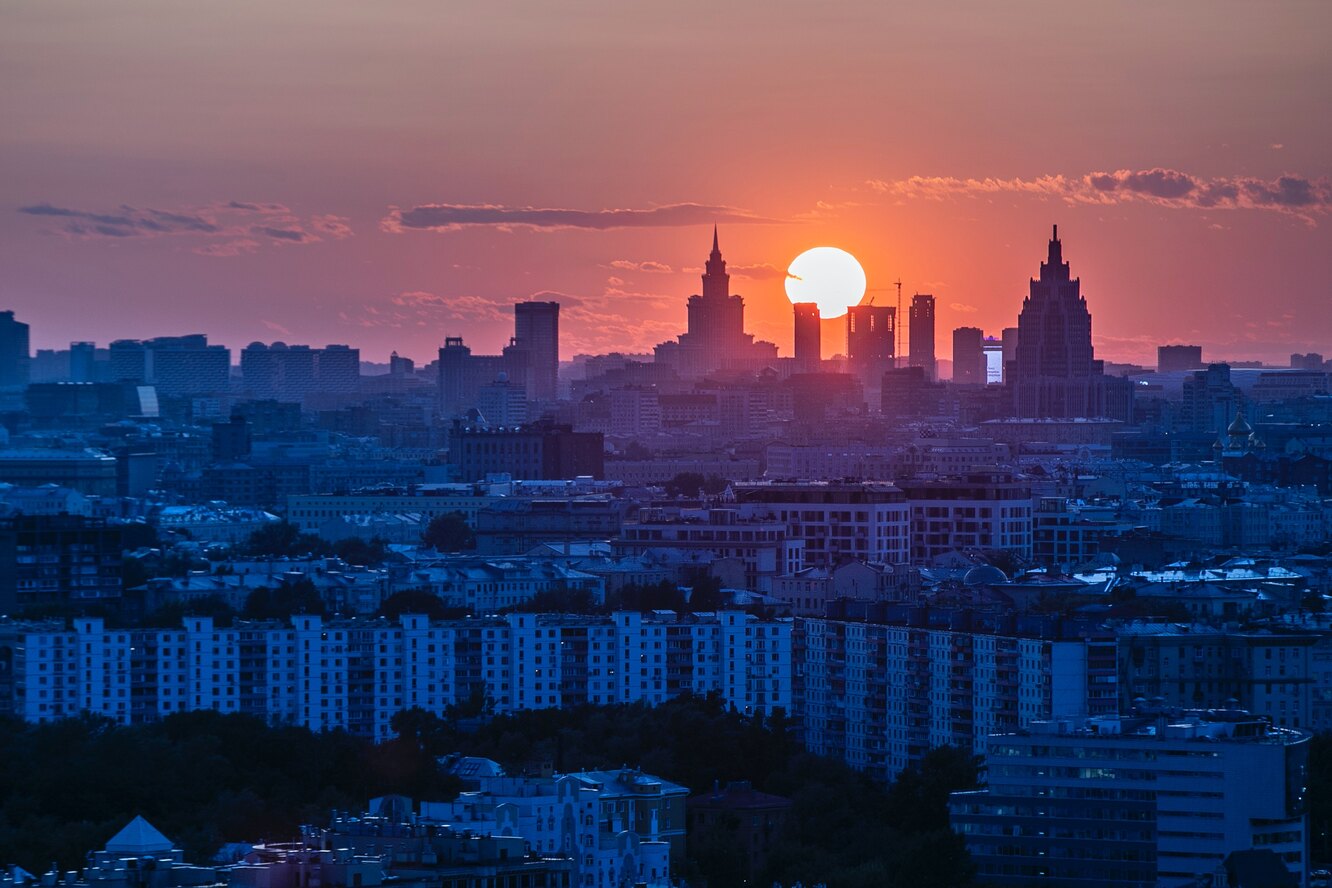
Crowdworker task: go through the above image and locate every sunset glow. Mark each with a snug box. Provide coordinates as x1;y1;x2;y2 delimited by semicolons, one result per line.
784;247;868;319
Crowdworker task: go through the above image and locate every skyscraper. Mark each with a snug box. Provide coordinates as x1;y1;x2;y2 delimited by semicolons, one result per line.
847;304;894;382
952;326;985;385
1010;225;1129;419
0;311;31;389
513;301;559;401
653;228;778;377
793;302;822;371
908;294;935;380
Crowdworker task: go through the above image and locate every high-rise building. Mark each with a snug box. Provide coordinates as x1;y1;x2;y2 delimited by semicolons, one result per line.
653;228;778;377
951;326;985;384
107;335;230;396
1158;344;1204;373
69;341;96;382
950;711;1310;888
513;301;559;401
1000;327;1019;381
313;344;360;394
908;294;936;379
846;304;894;382
0;311;31;390
792;302;821;371
1010;225;1131;419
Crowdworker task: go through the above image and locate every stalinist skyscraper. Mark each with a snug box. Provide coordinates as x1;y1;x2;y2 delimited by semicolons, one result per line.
1010;225;1131;419
654;227;778;378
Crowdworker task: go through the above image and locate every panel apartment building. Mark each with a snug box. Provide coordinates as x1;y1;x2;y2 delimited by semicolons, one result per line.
0;611;792;742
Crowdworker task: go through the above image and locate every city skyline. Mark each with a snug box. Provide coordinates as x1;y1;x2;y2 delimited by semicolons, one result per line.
4;1;1331;364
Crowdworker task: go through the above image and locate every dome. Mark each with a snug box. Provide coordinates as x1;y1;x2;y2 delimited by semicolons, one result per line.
1227;410;1252;436
496;371;509;383
963;565;1009;586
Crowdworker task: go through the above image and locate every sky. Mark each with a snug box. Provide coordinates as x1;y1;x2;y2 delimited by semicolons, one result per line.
3;0;1330;365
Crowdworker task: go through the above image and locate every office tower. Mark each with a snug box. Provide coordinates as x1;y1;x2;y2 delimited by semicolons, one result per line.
792;302;821;370
1010;225;1128;418
388;351;415;376
908;293;936;379
653;228;778;377
1000;327;1019;382
951;326;985;384
846;304;894;382
513;301;559;401
0;311;31;389
1158;344;1204;373
436;337;528;418
1179;363;1239;435
69;341;96;382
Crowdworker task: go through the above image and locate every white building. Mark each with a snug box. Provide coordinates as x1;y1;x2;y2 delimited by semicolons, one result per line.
731;481;911;568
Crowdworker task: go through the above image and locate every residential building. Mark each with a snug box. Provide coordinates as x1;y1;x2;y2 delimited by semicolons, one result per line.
792;302;821;371
895;471;1034;562
908;293;935;380
800;607;1116;780
731;480;911;568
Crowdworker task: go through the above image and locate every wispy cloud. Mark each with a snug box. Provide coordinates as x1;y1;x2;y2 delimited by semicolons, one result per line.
867;167;1332;223
607;259;674;273
382;202;778;233
16;200;354;253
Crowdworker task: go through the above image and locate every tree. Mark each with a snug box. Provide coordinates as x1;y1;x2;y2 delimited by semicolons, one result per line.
333;535;390;566
377;588;468;621
663;472;730;498
244;522;330;558
501;585;603;615
242;578;327;620
421;512;475;553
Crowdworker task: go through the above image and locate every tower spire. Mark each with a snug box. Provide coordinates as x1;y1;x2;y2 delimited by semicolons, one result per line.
711;224;720;257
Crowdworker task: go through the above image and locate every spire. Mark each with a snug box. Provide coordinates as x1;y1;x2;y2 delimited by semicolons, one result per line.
1047;223;1063;268
702;226;729;299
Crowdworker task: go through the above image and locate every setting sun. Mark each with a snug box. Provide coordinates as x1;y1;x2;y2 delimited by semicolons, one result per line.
784;247;868;319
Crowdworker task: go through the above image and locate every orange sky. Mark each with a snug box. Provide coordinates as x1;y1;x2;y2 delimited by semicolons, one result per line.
3;0;1330;365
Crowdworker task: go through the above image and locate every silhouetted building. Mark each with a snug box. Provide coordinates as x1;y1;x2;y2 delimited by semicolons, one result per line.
1001;326;1019;381
847;304;894;383
1010;225;1130;419
0;514;124;613
447;421;604;481
212;414;253;462
908;293;936;379
69;341;96;382
688;782;793;882
881;366;948;418
792;302;821;371
437;336;529;417
242;342;359;402
1180;363;1240;436
0;311;31;390
653;228;778;377
108;334;230;396
952;326;985;385
512;301;560;401
1159;344;1204;372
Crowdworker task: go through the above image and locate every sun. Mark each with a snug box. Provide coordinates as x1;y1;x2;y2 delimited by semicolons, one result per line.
784;247;868;318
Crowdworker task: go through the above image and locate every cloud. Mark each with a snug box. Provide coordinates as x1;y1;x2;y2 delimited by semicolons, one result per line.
382;201;778;233
17;200;353;251
253;225;309;243
866;167;1332;222
310;214;353;239
349;290;512;329
607;259;674;273
730;263;787;281
261;319;293;337
950;302;979;313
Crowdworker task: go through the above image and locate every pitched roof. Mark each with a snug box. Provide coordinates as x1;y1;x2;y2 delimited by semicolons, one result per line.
105;816;173;855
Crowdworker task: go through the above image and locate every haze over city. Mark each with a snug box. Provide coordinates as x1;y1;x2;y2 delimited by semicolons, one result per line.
4;0;1331;364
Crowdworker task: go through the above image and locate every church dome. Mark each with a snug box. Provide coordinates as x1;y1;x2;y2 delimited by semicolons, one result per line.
963;565;1009;586
1227;410;1252;436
